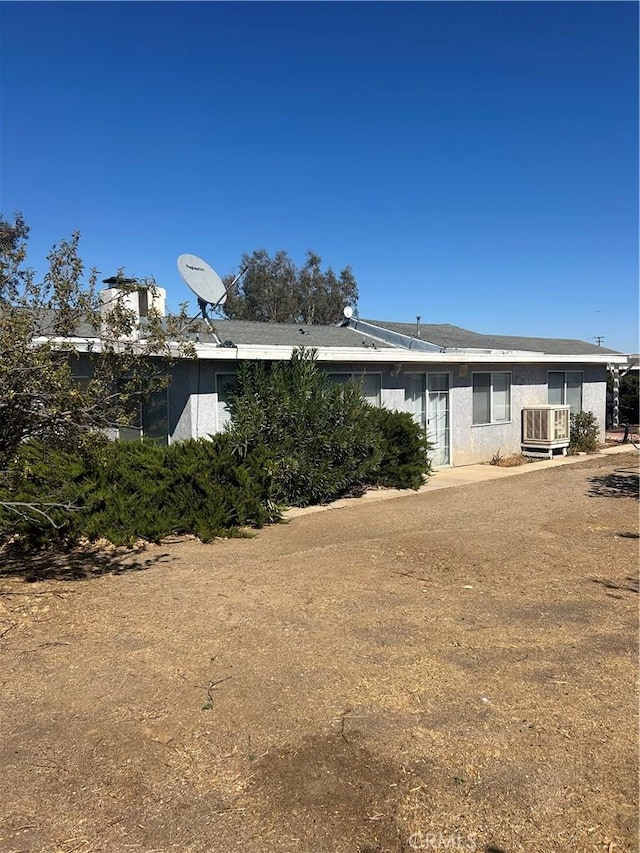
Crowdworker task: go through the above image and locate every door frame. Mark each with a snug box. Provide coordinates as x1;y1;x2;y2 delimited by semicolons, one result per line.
404;370;452;467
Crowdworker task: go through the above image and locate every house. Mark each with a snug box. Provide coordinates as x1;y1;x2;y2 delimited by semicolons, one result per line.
71;287;629;466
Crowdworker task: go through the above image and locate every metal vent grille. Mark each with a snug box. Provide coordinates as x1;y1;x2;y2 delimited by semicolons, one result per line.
522;406;570;445
524;409;548;441
553;408;570;441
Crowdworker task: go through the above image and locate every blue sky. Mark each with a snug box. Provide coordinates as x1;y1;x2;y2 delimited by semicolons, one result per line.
1;1;638;351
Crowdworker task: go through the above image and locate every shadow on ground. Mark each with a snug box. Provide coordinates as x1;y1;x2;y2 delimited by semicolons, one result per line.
0;542;174;582
591;575;639;595
587;469;639;500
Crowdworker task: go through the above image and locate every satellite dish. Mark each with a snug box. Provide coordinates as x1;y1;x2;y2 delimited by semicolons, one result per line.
343;306;354;319
177;254;250;323
177;254;227;313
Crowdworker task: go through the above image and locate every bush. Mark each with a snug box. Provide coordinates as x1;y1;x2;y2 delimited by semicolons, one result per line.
226;350;432;506
569;411;600;453
226;352;381;505
620;374;639;425
0;435;280;546
0;350;434;546
368;407;432;489
490;449;529;467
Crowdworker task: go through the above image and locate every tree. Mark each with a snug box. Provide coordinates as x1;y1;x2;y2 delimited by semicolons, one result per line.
225;348;431;506
222;249;299;322
0;213;193;499
619;374;639;425
225;349;382;506
221;249;358;324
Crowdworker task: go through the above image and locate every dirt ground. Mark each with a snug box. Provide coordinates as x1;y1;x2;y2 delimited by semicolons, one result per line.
0;451;638;853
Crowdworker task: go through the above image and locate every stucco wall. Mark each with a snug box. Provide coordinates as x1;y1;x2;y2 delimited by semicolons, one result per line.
448;364;526;466
163;358;609;466
448;363;608;466
580;364;608;434
168;360;234;442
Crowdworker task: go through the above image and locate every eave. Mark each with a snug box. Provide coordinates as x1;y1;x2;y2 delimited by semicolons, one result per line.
34;336;629;366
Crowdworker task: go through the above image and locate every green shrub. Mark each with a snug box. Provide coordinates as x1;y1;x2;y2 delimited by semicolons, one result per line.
0;438;100;544
225;351;432;504
0;350;434;547
368;407;432;489
0;435;280;546
226;351;384;506
620;374;639;425
569;411;600;453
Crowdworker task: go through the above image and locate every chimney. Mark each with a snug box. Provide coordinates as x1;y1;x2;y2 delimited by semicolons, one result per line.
100;275;166;339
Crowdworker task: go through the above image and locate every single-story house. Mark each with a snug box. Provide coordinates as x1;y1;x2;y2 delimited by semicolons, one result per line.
69;286;629;467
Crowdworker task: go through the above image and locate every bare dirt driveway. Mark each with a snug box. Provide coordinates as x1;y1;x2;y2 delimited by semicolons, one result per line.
0;451;638;853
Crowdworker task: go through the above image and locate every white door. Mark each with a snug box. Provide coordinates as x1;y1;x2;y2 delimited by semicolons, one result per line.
427;373;450;466
404;372;450;466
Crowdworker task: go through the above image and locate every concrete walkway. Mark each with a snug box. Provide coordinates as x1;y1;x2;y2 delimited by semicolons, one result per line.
284;443;639;518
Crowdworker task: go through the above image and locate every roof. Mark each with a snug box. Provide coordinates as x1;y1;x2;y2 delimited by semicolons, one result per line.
21;310;389;349
360;320;623;356
195;317;621;355
20;301;625;360
200;319;394;349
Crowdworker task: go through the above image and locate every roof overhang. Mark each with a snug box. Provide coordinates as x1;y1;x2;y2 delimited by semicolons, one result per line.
192;343;627;365
33;336;629;366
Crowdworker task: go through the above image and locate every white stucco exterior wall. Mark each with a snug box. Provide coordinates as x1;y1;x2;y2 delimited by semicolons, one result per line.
163;357;611;466
168;361;237;442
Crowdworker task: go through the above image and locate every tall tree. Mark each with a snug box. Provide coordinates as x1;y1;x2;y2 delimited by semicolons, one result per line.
0;213;192;470
222;249;299;322
299;251;359;325
222;249;358;324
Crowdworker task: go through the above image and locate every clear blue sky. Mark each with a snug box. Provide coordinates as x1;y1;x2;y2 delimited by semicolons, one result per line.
2;1;638;351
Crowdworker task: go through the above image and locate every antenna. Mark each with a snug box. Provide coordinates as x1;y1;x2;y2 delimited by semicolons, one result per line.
177;254;248;320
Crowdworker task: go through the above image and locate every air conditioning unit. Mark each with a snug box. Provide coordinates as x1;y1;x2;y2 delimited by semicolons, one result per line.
522;405;570;458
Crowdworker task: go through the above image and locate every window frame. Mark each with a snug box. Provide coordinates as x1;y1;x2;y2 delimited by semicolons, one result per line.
216;372;237;432
472;370;512;426
547;370;583;415
117;387;169;445
326;371;382;407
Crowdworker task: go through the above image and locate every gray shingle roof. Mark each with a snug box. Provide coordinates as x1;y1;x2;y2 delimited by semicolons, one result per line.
201;319;393;348
20;305;622;356
361;320;622;355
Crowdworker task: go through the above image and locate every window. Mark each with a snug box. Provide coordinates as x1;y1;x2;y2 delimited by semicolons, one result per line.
72;375;91;393
216;373;237;431
548;371;582;415
74;371;168;444
404;373;426;430
472;372;511;425
327;372;381;406
327;372;351;385
361;374;381;407
142;389;169;444
118;388;169;445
